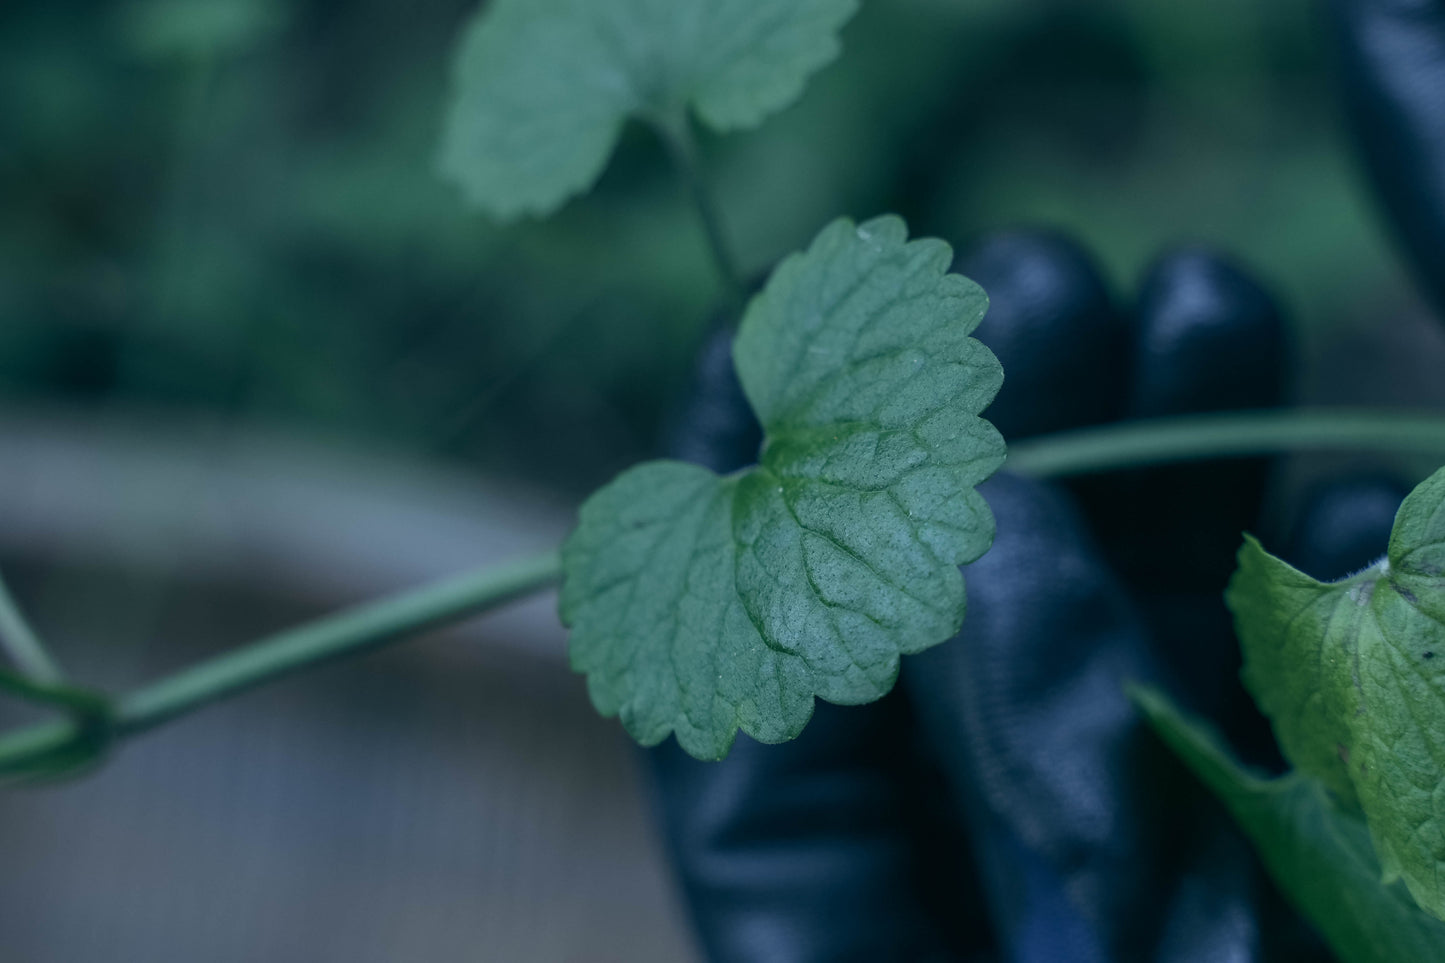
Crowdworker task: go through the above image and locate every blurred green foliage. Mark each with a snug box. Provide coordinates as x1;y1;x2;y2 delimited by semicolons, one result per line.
0;0;1405;495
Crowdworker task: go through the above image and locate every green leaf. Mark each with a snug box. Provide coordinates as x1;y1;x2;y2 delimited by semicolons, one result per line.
438;0;860;219
1134;686;1445;963
560;215;1005;759
1227;466;1445;919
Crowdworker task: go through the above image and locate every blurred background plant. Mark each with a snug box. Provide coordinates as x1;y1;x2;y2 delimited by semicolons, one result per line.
2;0;1443;960
6;0;1433;494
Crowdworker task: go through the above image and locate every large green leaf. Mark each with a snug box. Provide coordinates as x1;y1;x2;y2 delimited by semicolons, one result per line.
438;0;859;219
560;215;1005;759
1134;687;1445;963
1227;466;1445;919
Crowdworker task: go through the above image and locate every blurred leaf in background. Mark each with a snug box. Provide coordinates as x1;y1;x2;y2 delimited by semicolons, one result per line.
0;0;1412;500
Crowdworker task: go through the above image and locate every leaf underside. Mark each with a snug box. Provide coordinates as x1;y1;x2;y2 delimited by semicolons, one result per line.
438;0;860;219
1135;687;1445;963
560;215;1005;759
1228;467;1445;920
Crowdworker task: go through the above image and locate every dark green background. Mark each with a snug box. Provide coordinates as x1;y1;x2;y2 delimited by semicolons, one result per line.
0;0;1418;498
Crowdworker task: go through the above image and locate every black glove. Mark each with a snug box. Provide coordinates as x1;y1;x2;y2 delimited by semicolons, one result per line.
639;3;1443;957
1329;0;1445;325
650;235;1298;963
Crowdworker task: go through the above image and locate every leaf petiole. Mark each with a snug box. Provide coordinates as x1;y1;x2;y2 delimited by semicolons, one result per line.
652;108;745;308
0;668;110;719
0;572;64;684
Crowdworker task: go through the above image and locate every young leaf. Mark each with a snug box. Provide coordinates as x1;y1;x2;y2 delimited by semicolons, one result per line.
1227;466;1445;920
1134;687;1445;963
560;215;1005;760
438;0;859;218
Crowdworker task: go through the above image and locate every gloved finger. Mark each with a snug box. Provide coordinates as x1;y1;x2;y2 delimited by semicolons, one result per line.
647;317;994;962
1153;819;1269;963
1128;248;1289;420
905;472;1264;962
955;229;1130;441
646;698;992;963
1280;473;1410;580
1061;250;1288;742
1328;0;1445;322
1074;247;1290;592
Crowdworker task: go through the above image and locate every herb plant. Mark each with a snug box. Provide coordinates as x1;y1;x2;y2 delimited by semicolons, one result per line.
1135;465;1445;962
562;215;1004;760
7;4;1445;961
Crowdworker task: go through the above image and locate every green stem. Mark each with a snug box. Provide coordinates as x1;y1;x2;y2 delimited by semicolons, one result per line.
118;548;563;734
0;720;81;778
3;409;1445;779
0;549;563;773
0;573;63;683
0;669;109;718
653;109;744;307
1007;408;1445;479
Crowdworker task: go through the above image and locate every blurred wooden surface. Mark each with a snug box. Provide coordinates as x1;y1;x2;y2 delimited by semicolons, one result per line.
0;414;700;963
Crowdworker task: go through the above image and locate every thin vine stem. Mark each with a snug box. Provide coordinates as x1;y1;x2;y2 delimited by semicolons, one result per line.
0;549;563;775
653;109;745;307
3;409;1445;778
119;548;564;734
0;669;108;718
0;572;63;683
1007;408;1445;478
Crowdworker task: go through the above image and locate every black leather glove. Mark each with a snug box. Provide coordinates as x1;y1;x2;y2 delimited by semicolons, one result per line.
652;253;1417;962
640;4;1442;958
651;236;1296;963
1329;0;1445;325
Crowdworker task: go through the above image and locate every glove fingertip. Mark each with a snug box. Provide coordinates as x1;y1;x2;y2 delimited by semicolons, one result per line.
1131;247;1289;417
955;229;1129;440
